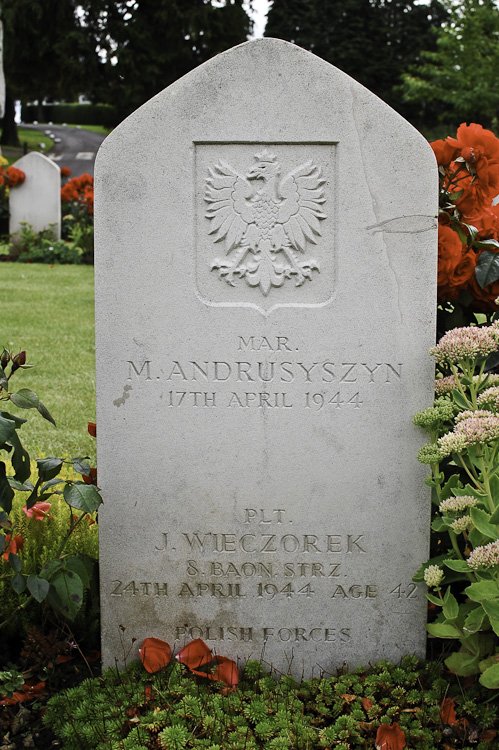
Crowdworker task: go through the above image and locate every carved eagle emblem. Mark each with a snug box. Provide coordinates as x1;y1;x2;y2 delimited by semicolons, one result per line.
204;150;327;296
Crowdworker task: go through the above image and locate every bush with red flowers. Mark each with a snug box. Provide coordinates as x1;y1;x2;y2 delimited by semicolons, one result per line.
433;123;499;331
0;159;25;235
0;348;102;629
61;172;94;263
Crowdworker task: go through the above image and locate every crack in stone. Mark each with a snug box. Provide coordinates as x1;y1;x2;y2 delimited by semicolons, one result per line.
366;214;438;234
350;86;403;323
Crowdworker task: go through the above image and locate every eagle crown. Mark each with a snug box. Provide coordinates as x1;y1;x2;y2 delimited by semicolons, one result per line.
246;150;281;183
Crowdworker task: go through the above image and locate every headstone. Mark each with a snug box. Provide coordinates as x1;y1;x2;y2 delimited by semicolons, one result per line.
95;39;438;678
9;152;61;240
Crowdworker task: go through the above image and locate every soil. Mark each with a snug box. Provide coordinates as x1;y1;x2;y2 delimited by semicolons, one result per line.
0;628;101;750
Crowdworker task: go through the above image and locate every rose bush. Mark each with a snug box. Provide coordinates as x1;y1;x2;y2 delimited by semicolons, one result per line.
433;123;499;322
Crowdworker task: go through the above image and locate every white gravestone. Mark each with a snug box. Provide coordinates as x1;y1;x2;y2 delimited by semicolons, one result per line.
9;152;61;240
95;39;438;677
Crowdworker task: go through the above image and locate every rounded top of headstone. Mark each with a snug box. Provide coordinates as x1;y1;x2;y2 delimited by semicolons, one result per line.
12;150;60;173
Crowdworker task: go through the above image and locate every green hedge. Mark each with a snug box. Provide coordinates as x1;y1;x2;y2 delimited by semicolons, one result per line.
22;103;117;128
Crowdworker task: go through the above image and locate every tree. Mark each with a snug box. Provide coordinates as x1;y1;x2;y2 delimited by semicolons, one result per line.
265;0;447;126
401;0;499;128
80;0;252;122
1;0;99;144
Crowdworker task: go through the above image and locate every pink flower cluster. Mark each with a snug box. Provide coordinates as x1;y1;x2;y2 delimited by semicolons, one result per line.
439;411;499;455
434;375;458;395
430;325;499;365
478;386;499;410
439;495;478;513
467;540;499;569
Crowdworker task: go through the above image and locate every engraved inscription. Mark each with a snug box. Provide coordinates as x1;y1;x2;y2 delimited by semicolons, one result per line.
205;150;326;296
133;510;422;610
173;626;351;643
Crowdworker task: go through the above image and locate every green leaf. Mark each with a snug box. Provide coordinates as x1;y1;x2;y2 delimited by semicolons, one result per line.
462;223;479;242
426;592;443;606
464;606;487;634
427;622;459;638
453;484;487;500
445;650;481;676
0;414;16;444
479;661;499;689
432;516;451;532
9;388;39;410
476;238;499;250
466;580;499;602
470;527;487;548
9;430;30;484
443;588;459;620
8;552;21;573
49;569;83;620
63;483;102;513
444;559;471;572
11;573;26;594
476;250;499;289
72;458;90;477
39;559;63;580
40;478;64;494
27;574;50;602
482;599;499;620
451;389;470;410
0;462;14;513
0;410;26;427
36;457;63;481
489;617;499;637
449;188;464;203
470;507;499;540
0;535;4;554
64;556;91;589
440;475;462;501
37;400;55;426
8;479;33;492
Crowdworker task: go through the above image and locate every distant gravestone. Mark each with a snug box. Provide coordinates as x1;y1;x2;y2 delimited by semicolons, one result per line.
9;152;61;240
95;39;438;677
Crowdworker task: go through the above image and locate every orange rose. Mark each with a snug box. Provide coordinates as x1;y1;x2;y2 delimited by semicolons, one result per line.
431;139;459;167
2;534;24;561
437;224;476;301
6;166;25;187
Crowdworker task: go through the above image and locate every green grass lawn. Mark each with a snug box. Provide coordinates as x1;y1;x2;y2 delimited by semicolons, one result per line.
65;123;110;135
0;263;96;461
3;128;54;166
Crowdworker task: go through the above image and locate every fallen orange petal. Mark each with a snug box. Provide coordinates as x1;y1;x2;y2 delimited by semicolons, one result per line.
480;729;497;743
340;693;356;703
375;722;406;750
56;654;72;664
361;697;373;711
176;638;212;669
139;637;171;674
440;697;458;726
209;656;239;690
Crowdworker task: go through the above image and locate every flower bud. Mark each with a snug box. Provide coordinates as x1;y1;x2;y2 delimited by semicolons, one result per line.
461;146;476;164
12;351;26;366
11;351;26;372
0;349;10;368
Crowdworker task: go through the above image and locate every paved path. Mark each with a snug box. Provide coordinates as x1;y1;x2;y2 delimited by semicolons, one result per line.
21;123;108;177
